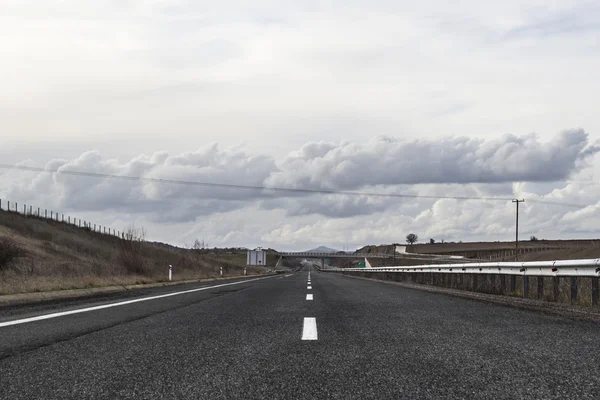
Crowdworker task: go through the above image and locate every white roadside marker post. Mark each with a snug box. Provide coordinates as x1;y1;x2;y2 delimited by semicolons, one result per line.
220;266;223;277
169;265;172;281
244;267;247;276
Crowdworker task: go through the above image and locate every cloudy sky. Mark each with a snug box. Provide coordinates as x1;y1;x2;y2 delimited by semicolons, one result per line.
1;0;600;250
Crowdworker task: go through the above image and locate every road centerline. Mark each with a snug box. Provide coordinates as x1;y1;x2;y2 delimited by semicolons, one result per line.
301;317;318;340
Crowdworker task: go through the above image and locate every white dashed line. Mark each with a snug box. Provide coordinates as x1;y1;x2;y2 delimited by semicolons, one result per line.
307;286;312;290
302;317;318;340
306;294;313;300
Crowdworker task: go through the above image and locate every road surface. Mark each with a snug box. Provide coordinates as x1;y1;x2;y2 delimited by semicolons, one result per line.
1;267;599;399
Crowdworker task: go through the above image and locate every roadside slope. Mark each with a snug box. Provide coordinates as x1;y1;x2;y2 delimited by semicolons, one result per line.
0;210;265;295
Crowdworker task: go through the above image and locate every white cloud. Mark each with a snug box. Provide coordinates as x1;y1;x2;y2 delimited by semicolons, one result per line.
267;130;598;189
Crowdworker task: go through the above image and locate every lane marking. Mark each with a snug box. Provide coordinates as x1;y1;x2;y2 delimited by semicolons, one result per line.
302;317;318;340
306;294;313;301
0;276;273;328
307;286;312;290
285;274;293;277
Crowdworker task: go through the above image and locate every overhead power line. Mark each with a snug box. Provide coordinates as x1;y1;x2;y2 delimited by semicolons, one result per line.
0;163;589;209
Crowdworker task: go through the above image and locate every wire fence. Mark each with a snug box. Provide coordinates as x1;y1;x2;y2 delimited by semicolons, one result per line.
0;198;124;238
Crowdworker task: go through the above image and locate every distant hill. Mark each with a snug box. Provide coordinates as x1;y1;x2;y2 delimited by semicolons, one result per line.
305;246;341;253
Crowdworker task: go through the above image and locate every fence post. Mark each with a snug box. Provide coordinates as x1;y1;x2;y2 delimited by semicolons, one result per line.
45;209;47;218
523;276;529;298
0;199;2;210
15;202;17;212
29;205;32;215
500;275;506;294
537;277;544;300
24;204;26;214
510;276;516;293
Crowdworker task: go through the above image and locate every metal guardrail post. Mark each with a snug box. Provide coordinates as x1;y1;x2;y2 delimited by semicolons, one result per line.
592;279;599;306
570;277;578;304
523;276;530;298
537;277;544;300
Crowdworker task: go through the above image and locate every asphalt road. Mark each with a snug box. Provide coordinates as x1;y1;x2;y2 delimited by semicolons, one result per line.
1;266;599;399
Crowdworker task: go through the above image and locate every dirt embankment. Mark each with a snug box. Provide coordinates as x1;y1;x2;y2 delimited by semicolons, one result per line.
0;210;266;295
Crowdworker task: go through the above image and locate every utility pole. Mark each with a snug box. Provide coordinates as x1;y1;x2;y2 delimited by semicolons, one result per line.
512;199;525;261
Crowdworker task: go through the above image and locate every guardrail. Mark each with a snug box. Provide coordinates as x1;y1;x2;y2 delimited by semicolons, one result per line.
327;259;600;277
324;259;600;306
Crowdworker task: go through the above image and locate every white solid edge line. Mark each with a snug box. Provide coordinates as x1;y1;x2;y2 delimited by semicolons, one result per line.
302;317;318;340
306;294;313;300
0;276;273;328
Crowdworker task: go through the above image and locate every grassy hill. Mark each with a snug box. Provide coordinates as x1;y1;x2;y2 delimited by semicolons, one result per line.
0;210;271;295
358;239;600;261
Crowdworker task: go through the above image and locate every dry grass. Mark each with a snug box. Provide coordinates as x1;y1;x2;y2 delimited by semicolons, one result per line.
359;239;600;261
0;210;265;295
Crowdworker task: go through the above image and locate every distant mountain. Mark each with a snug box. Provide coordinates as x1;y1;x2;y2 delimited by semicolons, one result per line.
305;246;341;253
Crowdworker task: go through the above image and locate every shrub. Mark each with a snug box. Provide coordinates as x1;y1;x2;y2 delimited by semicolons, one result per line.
0;237;25;271
119;226;148;274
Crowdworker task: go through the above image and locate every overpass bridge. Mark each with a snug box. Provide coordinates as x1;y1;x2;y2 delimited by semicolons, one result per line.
275;252;391;259
274;251;479;262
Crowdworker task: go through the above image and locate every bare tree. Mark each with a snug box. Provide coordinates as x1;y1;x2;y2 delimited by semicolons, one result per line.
406;233;418;245
119;226;147;274
192;239;203;251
